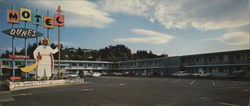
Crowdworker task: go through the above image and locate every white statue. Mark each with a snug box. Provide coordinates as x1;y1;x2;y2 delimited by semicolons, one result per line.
33;38;59;80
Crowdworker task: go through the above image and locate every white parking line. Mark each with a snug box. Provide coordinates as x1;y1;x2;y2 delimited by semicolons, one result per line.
156;79;169;82
212;80;216;86
170;79;180;84
119;84;126;86
219;102;239;106
80;88;93;91
12;93;32;97
190;80;196;85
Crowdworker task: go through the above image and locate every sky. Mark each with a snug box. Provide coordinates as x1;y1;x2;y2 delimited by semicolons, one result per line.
0;0;249;56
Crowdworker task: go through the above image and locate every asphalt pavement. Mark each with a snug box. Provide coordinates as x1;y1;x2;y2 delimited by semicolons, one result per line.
0;76;250;106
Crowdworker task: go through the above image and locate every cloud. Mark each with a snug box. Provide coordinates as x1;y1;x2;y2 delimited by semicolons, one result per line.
33;0;114;28
115;29;174;44
98;0;249;30
218;32;249;45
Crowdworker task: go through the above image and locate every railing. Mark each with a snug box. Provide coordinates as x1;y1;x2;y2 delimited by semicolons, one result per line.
65;66;111;70
181;60;250;66
118;66;165;70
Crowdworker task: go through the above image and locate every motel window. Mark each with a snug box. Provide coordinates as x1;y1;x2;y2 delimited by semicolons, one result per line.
209;57;215;61
149;61;152;65
236;67;242;71
93;64;97;68
88;64;92;67
106;64;110;68
98;64;102;67
15;61;22;65
82;64;87;67
196;58;201;62
27;61;34;65
223;55;229;61
203;57;208;62
27;61;33;64
2;61;10;65
142;62;145;65
241;54;245;60
190;58;195;63
236;54;241;60
219;68;223;73
218;55;223;61
72;63;77;66
79;63;83;66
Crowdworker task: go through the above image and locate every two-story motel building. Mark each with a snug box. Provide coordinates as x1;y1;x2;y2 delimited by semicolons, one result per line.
0;49;249;78
180;49;250;77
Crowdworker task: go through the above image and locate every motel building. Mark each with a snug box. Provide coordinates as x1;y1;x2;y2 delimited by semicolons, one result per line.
180;49;250;77
115;57;167;77
0;59;114;79
0;49;249;78
55;60;114;77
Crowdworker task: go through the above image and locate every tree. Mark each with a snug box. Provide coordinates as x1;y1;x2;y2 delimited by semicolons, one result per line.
132;50;159;60
1;50;11;58
99;44;132;61
0;43;168;61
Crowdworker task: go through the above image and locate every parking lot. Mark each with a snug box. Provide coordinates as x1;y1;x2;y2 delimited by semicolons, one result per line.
1;76;250;106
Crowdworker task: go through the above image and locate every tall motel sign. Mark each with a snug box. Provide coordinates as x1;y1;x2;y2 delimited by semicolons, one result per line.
1;4;64;80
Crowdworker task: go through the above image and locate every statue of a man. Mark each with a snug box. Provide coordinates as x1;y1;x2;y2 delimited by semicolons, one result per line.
33;38;59;80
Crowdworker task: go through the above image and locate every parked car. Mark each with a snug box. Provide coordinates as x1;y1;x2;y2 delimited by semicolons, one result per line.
101;72;109;76
192;72;211;77
83;71;93;77
150;72;160;77
110;72;123;76
172;71;191;77
62;72;79;79
122;72;135;76
93;72;101;77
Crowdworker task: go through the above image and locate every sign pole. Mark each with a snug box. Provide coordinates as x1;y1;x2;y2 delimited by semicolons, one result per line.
57;6;62;77
23;7;28;78
11;4;16;77
24;22;28;78
58;25;61;77
35;9;39;79
47;10;50;39
35;9;39;46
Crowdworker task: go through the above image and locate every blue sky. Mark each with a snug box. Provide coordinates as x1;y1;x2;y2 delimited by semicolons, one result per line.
0;0;249;56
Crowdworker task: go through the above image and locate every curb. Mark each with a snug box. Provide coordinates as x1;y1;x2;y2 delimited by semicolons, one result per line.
8;79;85;91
